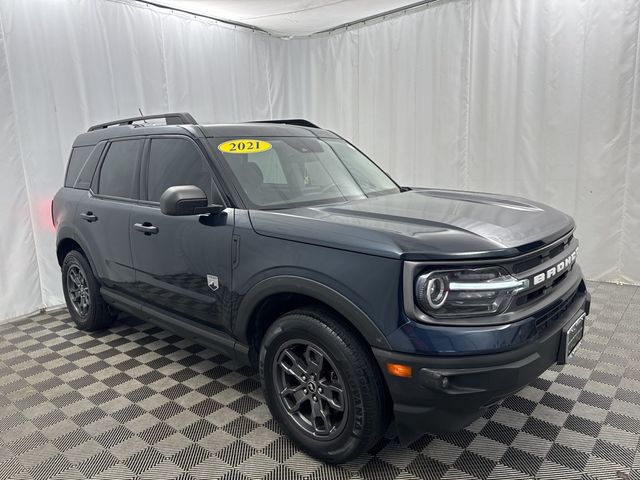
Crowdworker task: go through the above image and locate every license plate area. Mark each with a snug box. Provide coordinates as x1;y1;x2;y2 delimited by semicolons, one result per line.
558;312;585;364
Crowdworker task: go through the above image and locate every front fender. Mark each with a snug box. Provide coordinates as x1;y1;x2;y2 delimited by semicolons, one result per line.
233;275;392;349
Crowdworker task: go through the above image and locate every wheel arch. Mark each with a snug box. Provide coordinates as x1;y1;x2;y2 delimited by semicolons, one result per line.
56;235;100;283
56;237;84;266
234;276;392;364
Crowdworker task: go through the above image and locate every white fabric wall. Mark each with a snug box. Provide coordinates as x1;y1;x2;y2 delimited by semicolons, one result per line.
1;0;640;321
0;0;276;320
271;0;640;285
0;20;41;320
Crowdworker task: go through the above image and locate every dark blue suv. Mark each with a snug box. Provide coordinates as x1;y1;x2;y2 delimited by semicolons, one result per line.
53;113;590;463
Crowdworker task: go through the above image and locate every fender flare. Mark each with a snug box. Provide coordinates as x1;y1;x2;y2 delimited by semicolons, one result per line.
56;228;101;280
233;275;392;349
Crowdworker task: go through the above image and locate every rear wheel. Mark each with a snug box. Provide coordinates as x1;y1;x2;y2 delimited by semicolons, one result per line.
62;250;115;331
259;307;388;463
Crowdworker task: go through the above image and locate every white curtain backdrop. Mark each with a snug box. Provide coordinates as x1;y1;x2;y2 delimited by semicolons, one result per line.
271;0;640;286
1;0;639;321
0;0;276;320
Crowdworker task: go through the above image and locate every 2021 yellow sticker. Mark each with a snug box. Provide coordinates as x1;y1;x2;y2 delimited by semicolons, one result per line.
218;139;272;154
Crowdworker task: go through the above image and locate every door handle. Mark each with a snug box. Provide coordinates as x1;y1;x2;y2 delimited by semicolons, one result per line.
80;212;97;222
133;222;159;235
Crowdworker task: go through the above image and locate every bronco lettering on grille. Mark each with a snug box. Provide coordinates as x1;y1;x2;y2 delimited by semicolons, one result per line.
532;249;578;286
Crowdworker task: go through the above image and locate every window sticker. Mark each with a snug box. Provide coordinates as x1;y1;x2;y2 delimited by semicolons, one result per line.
218;139;272;154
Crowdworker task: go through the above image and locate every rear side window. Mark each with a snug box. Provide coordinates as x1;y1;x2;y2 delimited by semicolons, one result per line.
75;143;105;190
147;138;218;202
64;146;93;187
98;140;142;199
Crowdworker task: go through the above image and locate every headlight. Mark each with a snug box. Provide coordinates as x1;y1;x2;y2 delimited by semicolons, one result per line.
415;267;529;318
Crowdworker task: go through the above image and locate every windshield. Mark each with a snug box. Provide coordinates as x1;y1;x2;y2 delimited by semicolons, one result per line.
211;136;400;209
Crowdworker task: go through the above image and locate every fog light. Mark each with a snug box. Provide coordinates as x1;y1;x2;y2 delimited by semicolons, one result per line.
421;369;450;390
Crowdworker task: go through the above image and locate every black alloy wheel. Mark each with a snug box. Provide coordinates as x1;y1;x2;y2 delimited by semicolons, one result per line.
62;250;115;331
259;307;389;463
273;340;348;440
66;264;90;317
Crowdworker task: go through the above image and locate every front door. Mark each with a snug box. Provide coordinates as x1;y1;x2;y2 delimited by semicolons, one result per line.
129;136;234;330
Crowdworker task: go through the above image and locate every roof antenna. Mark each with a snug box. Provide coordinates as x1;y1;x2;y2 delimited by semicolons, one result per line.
138;108;149;126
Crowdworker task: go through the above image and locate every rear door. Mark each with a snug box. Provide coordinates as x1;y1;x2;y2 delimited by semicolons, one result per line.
76;138;143;291
129;136;234;330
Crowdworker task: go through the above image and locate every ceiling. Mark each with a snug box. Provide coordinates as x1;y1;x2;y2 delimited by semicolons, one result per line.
144;0;424;36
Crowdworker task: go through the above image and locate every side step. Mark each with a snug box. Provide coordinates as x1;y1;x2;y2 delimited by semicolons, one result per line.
101;287;250;364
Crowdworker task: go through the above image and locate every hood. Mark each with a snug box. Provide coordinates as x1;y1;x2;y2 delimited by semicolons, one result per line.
248;189;575;260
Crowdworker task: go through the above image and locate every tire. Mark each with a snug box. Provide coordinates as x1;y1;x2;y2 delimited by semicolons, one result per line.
62;250;115;331
259;307;388;463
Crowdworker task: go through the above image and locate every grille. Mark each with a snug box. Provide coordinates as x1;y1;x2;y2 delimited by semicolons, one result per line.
534;287;579;335
512;234;573;274
515;268;572;307
508;232;577;309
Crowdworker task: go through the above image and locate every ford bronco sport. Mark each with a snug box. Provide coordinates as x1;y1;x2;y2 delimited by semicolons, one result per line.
53;112;590;463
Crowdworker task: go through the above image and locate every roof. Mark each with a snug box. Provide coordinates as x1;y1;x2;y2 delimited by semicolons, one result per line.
74;115;337;148
199;123;338;138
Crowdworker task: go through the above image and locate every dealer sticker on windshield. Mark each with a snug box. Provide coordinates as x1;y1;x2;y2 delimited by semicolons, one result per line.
218;139;272;154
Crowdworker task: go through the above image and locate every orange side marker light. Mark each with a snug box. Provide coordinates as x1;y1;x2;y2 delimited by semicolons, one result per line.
386;363;413;378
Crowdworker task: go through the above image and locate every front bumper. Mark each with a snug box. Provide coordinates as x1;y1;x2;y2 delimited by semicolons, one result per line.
373;284;590;445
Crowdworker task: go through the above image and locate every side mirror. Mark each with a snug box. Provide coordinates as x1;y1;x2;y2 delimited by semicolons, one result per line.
160;185;224;216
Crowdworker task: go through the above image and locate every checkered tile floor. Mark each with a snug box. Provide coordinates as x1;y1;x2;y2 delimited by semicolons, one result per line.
0;281;639;480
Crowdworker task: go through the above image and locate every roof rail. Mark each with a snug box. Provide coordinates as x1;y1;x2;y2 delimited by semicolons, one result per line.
247;119;320;129
88;112;197;132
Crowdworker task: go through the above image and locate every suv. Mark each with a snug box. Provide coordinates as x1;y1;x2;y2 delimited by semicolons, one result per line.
53;112;590;463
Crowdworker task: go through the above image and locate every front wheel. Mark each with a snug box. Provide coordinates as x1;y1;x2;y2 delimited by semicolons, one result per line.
259;307;388;463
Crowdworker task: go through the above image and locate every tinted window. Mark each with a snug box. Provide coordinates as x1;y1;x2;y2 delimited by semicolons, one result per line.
98;140;142;198
75;143;105;190
147;138;217;202
64;146;93;187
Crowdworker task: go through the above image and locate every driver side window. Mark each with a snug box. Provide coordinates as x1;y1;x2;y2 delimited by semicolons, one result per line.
147;138;219;203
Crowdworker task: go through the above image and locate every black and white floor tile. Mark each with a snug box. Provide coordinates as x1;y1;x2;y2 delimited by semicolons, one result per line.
0;281;639;480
